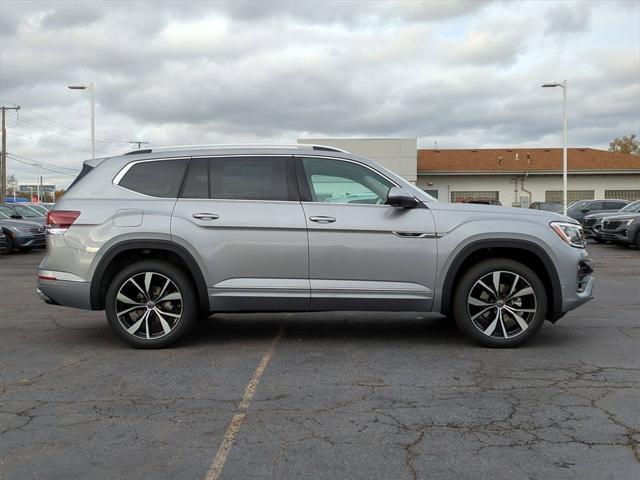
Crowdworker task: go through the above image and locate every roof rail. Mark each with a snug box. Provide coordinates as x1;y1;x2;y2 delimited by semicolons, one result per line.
124;143;350;155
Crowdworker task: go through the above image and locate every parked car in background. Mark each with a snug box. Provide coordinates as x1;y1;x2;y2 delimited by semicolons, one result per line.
0;203;46;225
467;199;502;206
529;202;563;213
37;144;594;349
567;199;630;224
26;204;51;215
583;200;640;241
598;212;640;248
326;193;381;204
0;210;46;253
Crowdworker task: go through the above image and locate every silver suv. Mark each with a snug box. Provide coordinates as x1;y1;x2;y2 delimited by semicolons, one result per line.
37;144;594;348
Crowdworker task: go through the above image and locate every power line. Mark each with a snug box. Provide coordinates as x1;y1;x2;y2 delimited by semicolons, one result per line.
15;110;127;144
2;99;129;144
10;131;112;155
7;152;79;171
6;154;78;177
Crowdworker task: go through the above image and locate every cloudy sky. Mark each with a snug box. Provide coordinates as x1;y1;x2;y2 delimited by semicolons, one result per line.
1;0;639;187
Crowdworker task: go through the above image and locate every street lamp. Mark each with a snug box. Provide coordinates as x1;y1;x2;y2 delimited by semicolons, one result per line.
542;80;568;215
68;83;95;159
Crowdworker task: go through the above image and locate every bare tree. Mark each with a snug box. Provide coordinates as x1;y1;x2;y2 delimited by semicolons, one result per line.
608;134;640;155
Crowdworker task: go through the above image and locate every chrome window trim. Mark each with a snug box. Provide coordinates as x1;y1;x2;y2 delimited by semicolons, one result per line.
113;154;299;201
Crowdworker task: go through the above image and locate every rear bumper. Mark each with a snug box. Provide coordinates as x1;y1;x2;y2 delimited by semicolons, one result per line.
37;278;92;310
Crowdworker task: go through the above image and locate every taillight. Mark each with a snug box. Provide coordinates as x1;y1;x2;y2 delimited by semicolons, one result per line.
46;210;80;234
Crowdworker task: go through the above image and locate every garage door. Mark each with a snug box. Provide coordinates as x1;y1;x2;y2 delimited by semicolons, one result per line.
605;190;640;201
545;190;594;204
451;191;499;203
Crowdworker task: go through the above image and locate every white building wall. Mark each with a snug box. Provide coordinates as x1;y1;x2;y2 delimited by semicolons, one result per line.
417;173;640;205
298;138;418;183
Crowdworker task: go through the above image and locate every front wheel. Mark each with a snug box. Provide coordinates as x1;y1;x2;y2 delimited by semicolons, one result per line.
453;259;548;348
105;260;197;348
1;235;14;254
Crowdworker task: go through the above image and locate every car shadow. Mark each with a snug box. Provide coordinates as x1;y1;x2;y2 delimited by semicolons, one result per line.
182;312;470;348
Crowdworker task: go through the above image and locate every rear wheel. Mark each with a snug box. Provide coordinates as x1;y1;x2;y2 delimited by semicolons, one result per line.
105;260;197;348
453;259;547;348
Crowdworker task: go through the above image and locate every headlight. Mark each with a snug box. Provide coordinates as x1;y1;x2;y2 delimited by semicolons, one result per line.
9;227;33;233
622;218;636;226
550;221;586;248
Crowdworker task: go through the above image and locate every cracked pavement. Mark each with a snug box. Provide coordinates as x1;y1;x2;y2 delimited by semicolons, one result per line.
1;243;639;479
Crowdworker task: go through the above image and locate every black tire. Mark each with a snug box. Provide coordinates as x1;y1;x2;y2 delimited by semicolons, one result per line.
105;260;197;348
0;235;14;255
18;247;32;253
453;258;548;348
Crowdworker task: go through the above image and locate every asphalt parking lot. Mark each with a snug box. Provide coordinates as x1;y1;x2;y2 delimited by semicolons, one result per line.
1;243;638;480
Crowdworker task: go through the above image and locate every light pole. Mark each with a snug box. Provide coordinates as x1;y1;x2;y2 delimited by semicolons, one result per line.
68;83;95;159
34;163;41;202
542;80;568;215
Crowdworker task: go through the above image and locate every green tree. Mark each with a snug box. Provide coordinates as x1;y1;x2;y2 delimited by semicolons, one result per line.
608;134;640;155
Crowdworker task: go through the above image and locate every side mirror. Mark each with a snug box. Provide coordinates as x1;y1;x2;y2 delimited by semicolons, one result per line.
10;214;22;219
387;187;419;209
581;208;589;213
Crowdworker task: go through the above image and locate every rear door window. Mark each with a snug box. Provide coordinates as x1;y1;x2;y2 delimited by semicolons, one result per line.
118;159;188;198
210;156;290;201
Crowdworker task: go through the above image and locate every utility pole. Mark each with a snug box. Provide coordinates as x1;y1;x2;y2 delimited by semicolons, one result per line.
129;140;149;149
1;105;21;203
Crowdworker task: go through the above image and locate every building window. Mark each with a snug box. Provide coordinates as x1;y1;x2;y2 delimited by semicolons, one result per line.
545;190;594;204
423;189;439;199
451;191;499;203
605;190;640;201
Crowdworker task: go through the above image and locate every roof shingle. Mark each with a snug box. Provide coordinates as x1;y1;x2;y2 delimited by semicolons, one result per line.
417;148;640;173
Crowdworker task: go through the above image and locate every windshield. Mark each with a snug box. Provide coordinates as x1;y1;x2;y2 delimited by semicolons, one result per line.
0;211;9;219
567;201;588;212
28;205;48;215
620;200;640;213
11;205;41;217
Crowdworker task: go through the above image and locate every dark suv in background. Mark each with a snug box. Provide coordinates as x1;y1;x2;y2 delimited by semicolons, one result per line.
582;200;640;241
599;211;640;248
567;199;629;224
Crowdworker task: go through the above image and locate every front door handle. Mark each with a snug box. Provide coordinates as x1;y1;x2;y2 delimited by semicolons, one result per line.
192;213;219;220
309;216;336;224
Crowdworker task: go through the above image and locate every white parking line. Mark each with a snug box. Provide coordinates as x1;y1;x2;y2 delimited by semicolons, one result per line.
204;325;285;480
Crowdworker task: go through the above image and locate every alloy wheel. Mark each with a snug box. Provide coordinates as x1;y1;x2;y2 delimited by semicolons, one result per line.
115;271;183;340
467;270;537;339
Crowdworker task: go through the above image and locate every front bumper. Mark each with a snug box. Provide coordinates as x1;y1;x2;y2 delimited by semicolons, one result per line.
13;232;46;249
599;228;634;244
549;243;595;321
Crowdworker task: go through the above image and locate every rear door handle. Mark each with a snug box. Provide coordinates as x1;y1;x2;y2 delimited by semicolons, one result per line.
309;216;336;224
192;213;219;220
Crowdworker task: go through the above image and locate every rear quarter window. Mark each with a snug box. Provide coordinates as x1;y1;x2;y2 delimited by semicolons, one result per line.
118;159;188;198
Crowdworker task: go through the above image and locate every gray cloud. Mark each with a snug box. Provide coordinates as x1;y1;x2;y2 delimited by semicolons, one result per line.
545;2;592;35
0;0;638;187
